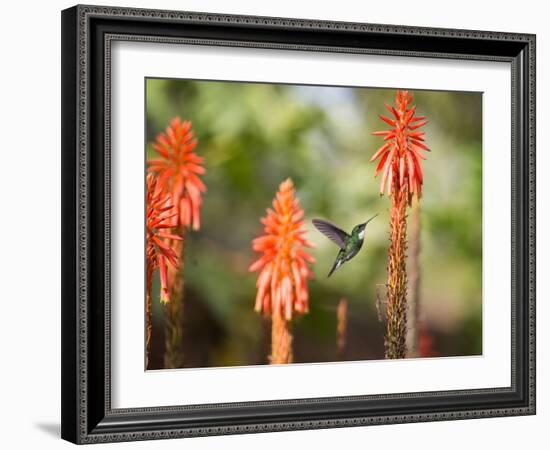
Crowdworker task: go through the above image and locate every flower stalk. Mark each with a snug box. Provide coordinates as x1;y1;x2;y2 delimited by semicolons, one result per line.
271;311;294;364
249;178;315;364
145;173;181;368
164;230;186;368
336;298;348;360
148;118;206;368
371;90;429;359
385;184;409;358
407;198;422;357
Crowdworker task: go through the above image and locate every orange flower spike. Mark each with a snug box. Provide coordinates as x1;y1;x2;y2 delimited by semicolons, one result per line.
249;179;315;320
371;90;429;203
148;117;206;231
146;174;182;304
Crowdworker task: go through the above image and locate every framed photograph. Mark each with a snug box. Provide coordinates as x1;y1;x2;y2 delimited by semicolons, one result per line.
61;4;536;444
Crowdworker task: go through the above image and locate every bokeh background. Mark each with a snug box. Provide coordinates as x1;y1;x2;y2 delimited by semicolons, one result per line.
146;78;482;369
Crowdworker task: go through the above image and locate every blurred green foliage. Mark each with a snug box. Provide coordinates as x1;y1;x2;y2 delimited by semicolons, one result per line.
146;78;482;369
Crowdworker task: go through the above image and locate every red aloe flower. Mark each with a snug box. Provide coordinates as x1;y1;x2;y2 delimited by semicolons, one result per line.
249;178;315;321
371;90;429;203
148;117;206;231
146;173;182;304
371;90;430;359
418;325;440;358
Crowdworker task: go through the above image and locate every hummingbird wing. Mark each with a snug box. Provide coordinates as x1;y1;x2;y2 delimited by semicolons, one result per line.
312;219;349;249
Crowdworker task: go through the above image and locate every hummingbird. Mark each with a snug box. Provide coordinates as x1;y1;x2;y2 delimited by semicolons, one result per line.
312;214;378;277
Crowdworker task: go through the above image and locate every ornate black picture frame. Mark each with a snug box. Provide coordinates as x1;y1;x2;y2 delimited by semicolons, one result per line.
61;4;536;444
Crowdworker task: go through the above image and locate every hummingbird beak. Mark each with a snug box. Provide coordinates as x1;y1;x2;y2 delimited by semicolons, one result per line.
362;214;378;227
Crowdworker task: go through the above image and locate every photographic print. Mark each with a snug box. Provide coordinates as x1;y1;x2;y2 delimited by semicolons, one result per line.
144;79;482;370
62;7;535;442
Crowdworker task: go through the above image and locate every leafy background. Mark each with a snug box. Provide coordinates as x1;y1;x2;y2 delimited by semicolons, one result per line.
146;78;482;369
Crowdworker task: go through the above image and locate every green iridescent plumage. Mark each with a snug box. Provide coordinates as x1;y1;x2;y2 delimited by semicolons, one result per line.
312;214;378;277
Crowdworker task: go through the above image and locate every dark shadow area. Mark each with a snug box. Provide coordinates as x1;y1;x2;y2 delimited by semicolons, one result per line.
35;422;60;438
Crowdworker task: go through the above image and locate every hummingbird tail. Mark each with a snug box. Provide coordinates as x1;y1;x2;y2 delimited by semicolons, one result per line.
327;259;340;278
